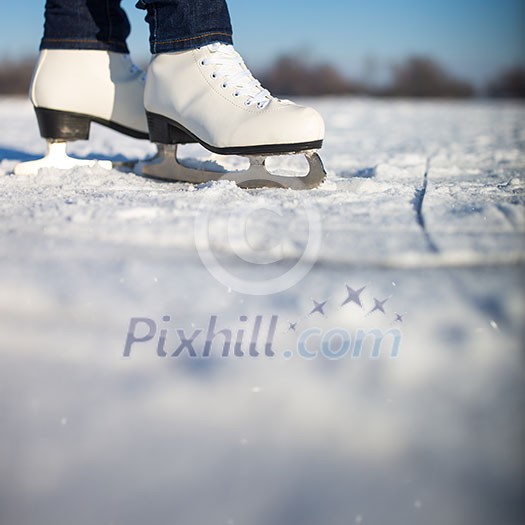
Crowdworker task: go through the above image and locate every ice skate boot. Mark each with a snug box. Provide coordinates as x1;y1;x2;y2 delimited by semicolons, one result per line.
15;49;149;175
142;43;326;189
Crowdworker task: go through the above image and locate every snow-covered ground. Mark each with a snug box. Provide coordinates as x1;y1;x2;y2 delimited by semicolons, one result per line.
0;97;524;525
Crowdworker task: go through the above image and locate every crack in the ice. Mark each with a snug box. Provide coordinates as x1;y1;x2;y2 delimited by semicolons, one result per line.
412;157;439;253
495;203;519;231
410;160;517;329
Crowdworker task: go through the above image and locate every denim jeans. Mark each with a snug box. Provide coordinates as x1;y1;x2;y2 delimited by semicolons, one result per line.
40;0;233;54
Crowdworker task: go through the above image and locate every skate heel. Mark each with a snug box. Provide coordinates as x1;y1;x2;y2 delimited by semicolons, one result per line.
146;112;196;145
35;107;91;141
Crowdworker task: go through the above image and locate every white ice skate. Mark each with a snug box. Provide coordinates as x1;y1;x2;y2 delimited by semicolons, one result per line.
14;49;149;176
142;43;326;189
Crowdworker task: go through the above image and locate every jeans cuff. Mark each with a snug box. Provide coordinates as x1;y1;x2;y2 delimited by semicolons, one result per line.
151;32;233;54
40;39;129;54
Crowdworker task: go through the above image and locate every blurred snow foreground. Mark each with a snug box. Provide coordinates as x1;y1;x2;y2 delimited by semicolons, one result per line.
0;97;524;525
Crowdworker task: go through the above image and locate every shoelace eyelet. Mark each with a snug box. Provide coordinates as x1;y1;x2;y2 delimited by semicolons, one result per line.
221;83;228;89
211;72;217;79
233;92;240;97
257;102;265;109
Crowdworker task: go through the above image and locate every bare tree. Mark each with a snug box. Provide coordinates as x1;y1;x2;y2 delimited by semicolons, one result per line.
0;57;36;96
258;54;362;97
386;56;475;98
487;67;525;98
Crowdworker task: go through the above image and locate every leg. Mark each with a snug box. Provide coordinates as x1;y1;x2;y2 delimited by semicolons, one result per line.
136;0;233;53
138;1;326;189
41;0;131;53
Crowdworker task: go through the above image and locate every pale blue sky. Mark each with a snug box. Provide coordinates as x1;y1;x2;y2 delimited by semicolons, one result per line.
1;0;524;85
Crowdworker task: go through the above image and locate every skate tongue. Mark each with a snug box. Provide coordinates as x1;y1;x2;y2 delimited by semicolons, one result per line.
203;43;272;108
206;42;235;54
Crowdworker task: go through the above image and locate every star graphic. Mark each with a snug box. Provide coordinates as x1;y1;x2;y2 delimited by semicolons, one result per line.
341;285;366;308
369;297;388;314
288;322;297;332
309;299;327;316
394;313;404;323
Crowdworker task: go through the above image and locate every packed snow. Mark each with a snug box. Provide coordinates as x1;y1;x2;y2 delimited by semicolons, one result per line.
0;97;524;525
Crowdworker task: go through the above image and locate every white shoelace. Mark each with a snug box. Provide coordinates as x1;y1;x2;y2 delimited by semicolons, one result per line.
201;43;272;109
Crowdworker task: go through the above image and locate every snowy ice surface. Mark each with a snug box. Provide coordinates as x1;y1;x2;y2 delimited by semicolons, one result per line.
0;97;524;525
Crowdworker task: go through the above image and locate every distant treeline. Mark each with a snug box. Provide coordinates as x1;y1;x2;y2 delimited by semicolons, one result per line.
1;54;524;98
0;57;36;96
259;55;525;98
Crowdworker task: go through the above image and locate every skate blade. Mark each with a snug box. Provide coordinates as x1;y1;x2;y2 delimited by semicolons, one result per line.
14;142;113;175
139;145;326;190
